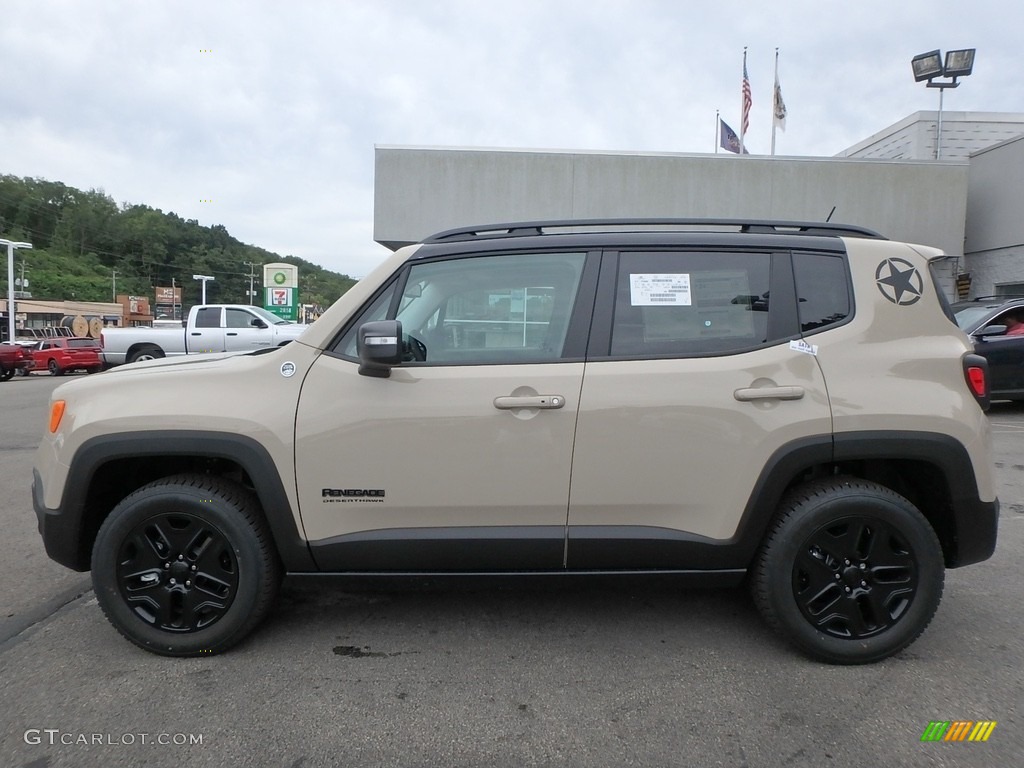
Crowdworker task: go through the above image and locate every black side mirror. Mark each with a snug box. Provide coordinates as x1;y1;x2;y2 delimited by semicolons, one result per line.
251;318;268;329
357;320;403;377
976;324;1008;339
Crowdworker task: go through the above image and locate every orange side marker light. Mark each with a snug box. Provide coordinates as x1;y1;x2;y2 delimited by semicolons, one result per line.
49;400;66;433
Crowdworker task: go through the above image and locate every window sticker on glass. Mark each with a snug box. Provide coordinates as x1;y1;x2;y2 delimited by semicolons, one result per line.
629;274;692;306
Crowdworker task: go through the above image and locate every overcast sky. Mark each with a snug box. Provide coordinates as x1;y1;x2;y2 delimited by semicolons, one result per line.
2;0;1022;279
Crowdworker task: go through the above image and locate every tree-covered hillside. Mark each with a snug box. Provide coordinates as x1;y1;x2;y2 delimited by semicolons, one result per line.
0;174;357;309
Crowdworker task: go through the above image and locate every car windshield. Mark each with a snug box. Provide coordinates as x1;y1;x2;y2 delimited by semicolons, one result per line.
248;306;293;325
954;305;1001;331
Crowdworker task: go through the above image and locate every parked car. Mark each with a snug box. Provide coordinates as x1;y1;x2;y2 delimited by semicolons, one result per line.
952;296;1024;400
34;219;998;664
0;342;32;381
29;337;103;376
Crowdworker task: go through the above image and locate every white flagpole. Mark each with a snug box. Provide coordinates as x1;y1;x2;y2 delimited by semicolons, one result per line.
715;110;720;153
771;48;779;156
739;47;747;155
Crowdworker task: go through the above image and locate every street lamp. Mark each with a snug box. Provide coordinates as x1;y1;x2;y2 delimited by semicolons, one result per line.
911;48;976;159
1;238;33;343
193;274;215;305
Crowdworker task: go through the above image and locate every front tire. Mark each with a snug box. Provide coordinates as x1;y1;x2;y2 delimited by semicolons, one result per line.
47;359;63;376
91;474;282;656
751;478;944;664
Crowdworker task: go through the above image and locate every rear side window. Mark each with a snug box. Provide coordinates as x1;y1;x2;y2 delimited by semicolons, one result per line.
67;339;98;348
792;252;850;332
610;251;771;357
194;308;221;328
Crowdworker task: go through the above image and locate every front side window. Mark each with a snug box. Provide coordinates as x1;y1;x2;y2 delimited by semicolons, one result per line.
335;252;587;364
610;251;771;357
226;308;256;329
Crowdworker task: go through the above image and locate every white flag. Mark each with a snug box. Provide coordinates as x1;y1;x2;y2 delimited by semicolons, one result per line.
773;74;787;131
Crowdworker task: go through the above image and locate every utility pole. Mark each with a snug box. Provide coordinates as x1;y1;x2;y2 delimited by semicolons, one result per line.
244;261;257;305
16;261;29;297
171;277;178;320
112;269;118;302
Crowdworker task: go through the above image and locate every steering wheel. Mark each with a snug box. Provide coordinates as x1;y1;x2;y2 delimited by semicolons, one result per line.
403;334;427;362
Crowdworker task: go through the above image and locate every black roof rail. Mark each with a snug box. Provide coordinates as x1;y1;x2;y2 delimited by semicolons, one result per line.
423;218;887;243
969;295;1024;302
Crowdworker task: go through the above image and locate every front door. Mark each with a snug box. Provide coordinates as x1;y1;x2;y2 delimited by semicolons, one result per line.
294;250;594;571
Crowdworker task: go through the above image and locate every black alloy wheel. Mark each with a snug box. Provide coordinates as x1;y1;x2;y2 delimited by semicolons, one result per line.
792;516;918;639
115;511;239;633
92;474;281;656
751;477;944;664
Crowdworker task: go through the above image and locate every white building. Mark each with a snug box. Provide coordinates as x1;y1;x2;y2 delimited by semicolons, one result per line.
373;112;1024;300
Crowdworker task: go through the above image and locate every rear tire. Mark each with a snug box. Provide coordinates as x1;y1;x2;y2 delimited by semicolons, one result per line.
0;365;12;382
127;345;164;364
91;474;282;656
751;477;944;664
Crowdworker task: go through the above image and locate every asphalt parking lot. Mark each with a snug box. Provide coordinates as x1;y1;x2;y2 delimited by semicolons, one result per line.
1;374;1021;768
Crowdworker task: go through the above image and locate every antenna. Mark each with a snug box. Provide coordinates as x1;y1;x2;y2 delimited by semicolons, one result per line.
825;206;836;222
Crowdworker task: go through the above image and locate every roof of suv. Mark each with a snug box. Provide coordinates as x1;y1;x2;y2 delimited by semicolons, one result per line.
424;218;886;243
412;219;887;260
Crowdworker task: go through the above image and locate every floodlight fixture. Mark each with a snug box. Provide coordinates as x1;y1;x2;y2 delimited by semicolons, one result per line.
943;48;976;79
911;50;943;82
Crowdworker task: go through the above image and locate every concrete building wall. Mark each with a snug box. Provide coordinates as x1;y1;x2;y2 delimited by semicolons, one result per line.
839;111;1024;162
374;146;969;259
964;134;1024;296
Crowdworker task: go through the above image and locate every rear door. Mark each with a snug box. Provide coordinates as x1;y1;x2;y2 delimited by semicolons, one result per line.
188;307;226;353
567;248;839;568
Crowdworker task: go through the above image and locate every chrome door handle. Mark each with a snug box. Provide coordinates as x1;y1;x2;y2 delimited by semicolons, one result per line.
493;395;566;410
734;386;805;401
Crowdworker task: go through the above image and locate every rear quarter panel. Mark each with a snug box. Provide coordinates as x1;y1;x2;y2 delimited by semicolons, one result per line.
819;238;996;503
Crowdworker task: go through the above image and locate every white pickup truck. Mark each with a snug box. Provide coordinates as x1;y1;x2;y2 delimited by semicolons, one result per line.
100;304;308;366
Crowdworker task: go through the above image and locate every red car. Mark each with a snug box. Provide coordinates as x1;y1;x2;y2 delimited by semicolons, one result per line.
0;342;32;381
29;337;103;376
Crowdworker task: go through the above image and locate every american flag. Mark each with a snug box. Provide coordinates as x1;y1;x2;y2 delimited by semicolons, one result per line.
741;60;752;136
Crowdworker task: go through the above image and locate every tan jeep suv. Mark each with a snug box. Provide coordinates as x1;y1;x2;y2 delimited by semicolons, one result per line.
33;220;999;663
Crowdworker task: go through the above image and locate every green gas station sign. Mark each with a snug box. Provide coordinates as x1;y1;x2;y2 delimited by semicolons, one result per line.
263;263;299;321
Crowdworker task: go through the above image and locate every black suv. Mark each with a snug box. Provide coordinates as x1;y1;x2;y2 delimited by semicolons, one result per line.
953;296;1024;400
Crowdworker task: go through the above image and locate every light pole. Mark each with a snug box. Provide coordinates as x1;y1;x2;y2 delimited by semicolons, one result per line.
193;274;215;305
911;48;976;160
1;238;33;343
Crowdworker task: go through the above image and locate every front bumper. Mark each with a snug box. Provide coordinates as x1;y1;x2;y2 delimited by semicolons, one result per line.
33;469;90;572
